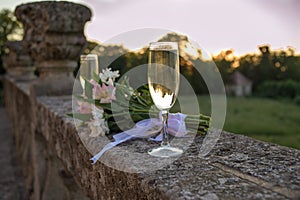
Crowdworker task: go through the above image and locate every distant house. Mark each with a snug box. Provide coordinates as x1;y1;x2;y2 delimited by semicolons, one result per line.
225;71;252;96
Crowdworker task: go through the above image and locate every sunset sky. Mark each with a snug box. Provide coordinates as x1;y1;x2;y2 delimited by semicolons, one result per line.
1;0;299;56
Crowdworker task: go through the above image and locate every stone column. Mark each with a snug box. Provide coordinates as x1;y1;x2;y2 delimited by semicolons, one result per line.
15;1;91;95
2;41;35;81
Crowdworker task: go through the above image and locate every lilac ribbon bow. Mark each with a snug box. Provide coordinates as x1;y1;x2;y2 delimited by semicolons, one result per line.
90;113;187;164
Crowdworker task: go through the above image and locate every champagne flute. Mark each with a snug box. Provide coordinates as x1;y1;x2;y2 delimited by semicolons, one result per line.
80;54;99;91
148;42;183;157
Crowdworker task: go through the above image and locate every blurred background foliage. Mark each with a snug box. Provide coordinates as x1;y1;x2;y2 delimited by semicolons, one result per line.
0;9;23;74
83;32;300;102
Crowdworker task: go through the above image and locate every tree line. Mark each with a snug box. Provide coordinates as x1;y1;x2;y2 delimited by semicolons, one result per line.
85;33;300;98
1;9;300;100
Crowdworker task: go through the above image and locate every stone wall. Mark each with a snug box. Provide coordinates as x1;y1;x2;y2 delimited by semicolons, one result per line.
4;76;300;200
2;1;300;200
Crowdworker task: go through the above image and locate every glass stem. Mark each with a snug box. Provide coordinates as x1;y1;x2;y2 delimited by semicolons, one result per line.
161;110;169;146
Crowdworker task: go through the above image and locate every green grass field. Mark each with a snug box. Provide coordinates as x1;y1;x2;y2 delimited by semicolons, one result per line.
173;96;300;150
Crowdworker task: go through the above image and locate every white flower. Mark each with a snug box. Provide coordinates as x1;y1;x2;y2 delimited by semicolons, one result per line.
99;68;120;84
87;106;110;137
87;119;106;137
92;106;104;121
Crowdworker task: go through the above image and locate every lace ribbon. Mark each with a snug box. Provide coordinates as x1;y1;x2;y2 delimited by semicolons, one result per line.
90;113;187;164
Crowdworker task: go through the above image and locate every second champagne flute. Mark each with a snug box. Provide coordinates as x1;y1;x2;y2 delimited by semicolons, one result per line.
80;54;99;92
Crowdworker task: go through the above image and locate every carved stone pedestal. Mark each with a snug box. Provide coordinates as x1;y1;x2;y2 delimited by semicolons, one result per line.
32;60;77;96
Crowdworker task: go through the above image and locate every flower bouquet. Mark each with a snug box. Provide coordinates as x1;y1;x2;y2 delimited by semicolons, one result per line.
70;68;211;139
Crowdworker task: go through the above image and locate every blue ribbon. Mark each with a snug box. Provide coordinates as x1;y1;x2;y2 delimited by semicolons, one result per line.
90;113;187;164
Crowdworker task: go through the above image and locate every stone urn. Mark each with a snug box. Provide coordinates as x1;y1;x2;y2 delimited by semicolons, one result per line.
15;1;92;95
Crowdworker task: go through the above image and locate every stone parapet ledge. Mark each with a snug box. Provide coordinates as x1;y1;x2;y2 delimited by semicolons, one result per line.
4;77;300;200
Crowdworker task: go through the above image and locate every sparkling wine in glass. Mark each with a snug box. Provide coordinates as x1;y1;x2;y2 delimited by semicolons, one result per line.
148;42;183;157
80;54;99;91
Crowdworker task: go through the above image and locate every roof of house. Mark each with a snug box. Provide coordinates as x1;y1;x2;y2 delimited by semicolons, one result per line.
228;71;252;86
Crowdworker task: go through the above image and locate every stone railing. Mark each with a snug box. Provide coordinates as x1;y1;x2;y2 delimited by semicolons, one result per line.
2;2;300;200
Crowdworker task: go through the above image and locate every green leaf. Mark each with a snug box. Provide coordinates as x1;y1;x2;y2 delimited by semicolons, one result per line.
73;94;96;104
92;71;101;84
98;103;112;111
66;113;73;117
84;78;93;98
67;113;92;122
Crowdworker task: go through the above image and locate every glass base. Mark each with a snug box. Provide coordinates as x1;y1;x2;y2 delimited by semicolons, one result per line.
148;145;183;158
